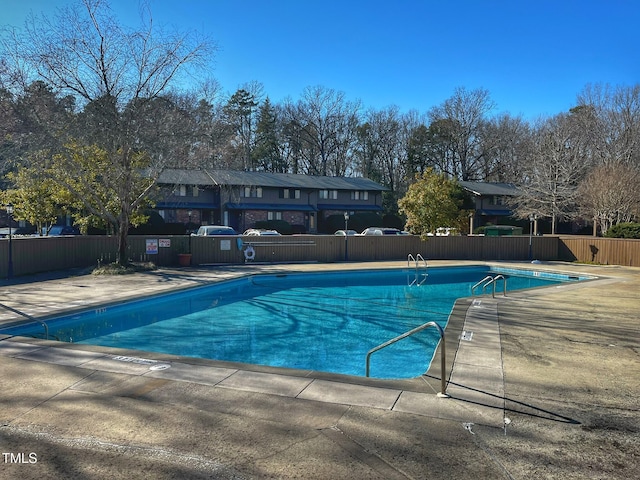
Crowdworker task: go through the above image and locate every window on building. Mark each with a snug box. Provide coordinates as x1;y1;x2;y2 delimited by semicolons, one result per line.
490;196;504;206
176;185;187;197
242;186;263;198
279;188;300;199
192;185;199;197
267;211;282;220
319;189;338;199
350;191;369;200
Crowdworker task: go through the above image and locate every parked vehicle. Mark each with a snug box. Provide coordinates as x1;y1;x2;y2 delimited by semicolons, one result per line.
0;228;17;238
193;225;238;236
361;227;409;236
334;229;358;236
47;225;81;236
243;229;281;236
427;227;461;236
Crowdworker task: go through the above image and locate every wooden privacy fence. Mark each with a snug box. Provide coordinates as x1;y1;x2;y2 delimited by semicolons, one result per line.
558;236;640;267
103;234;562;266
0;234;563;277
1;234;639;277
0;235;118;278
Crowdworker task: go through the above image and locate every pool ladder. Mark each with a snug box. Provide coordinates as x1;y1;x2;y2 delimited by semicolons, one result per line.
365;321;448;397
407;254;428;286
0;302;49;340
471;274;507;298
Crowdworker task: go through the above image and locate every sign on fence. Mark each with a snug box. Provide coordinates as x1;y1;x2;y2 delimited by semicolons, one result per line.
145;239;158;255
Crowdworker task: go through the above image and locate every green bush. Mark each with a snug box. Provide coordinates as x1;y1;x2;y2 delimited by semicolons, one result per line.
604;222;640;239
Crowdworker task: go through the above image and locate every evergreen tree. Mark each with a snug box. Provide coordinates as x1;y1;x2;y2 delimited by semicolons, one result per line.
223;89;258;170
253;98;287;172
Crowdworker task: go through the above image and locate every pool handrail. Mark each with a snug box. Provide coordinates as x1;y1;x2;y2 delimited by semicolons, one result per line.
472;274;507;298
365;321;448;398
471;275;493;294
483;274;507;298
407;253;428;286
0;302;49;340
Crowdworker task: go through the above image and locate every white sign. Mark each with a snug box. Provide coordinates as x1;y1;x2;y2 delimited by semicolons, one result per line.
145;239;158;254
220;239;231;251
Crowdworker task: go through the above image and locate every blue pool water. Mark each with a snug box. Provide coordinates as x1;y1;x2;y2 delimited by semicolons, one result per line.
2;266;585;379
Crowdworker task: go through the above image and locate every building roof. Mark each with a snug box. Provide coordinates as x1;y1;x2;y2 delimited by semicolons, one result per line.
156;169;217;186
459;181;519;197
157;168;387;191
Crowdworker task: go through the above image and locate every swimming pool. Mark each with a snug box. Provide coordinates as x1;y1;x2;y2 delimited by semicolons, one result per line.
1;266;585;379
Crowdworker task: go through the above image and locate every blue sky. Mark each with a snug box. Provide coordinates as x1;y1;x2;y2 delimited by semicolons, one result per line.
3;0;639;120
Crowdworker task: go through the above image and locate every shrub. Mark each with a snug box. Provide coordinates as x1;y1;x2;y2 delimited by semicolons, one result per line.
604;222;640;239
92;261;157;275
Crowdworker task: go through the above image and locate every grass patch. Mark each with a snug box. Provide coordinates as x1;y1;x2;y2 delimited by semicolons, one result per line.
92;261;157;275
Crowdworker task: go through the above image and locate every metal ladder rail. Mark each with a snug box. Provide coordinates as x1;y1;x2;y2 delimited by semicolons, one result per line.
365;321;448;397
482;274;507;298
407;254;428;286
0;302;49;340
472;275;493;295
415;253;428;285
407;254;417;285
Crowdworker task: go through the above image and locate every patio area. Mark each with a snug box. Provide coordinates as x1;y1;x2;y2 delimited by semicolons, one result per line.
0;261;638;479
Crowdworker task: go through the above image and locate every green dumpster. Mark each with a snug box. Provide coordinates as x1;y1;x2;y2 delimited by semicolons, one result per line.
484;225;523;236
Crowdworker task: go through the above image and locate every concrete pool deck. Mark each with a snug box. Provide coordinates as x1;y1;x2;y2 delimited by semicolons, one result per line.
0;260;638;479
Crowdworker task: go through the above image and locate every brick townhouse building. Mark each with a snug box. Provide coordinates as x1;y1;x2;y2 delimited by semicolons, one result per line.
153;169;387;233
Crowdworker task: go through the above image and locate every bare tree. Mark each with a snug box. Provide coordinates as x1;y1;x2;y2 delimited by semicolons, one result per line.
513;114;589;233
284;85;360;176
578;163;640;235
355;106;409;211
479;113;533;183
2;0;214;264
427;87;496;180
574;83;640;168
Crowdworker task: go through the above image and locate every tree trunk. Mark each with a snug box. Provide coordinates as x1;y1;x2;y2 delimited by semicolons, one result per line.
117;215;130;265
